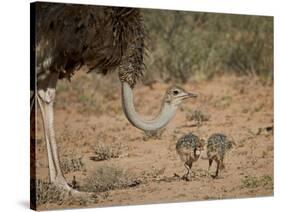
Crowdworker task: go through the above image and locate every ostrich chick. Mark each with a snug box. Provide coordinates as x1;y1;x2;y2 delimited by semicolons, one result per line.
176;133;204;181
207;133;234;178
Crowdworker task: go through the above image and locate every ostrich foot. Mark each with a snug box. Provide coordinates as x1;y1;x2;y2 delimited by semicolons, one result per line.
52;177;83;195
53;177;97;199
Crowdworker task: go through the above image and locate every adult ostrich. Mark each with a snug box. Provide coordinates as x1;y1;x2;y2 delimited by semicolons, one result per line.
31;3;197;192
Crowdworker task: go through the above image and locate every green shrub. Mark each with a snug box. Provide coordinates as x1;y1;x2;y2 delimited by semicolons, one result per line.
142;9;273;83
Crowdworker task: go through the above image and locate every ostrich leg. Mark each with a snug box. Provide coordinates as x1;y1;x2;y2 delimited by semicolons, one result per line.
37;72;70;189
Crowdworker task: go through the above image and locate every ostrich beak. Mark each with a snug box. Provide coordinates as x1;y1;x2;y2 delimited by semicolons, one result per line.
181;91;197;100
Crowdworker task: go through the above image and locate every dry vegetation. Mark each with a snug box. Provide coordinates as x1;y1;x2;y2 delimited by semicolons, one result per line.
33;10;273;210
143;10;273;84
82;165;140;192
90;142;123;161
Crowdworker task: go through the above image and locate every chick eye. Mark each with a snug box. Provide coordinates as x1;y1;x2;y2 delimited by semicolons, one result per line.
173;90;179;95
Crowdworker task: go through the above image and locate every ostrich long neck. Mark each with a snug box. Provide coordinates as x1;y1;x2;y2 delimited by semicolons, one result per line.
122;82;177;132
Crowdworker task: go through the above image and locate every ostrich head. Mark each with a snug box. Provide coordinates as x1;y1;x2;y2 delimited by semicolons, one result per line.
121;82;197;132
164;85;197;106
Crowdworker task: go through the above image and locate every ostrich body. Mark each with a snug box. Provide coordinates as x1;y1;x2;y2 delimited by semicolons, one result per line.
207;133;233;178
31;3;197;192
176;133;204;181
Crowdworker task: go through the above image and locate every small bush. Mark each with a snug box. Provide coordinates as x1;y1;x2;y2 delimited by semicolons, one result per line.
259;175;273;189
82;165;140;192
61;156;86;174
91;142;122;161
241;175;273;189
186;109;210;126
241;176;259;188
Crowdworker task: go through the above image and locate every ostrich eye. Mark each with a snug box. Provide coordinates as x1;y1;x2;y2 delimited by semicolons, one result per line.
173;90;179;95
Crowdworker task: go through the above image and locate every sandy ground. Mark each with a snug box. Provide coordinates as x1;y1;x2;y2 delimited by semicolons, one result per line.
33;72;273;210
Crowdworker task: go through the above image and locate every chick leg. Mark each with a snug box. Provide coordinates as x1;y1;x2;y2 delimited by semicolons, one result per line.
184;162;192;181
208;159;213;172
213;159;220;178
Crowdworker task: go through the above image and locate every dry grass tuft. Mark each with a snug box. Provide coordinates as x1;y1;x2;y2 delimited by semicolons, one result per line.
81;165;140;192
61;156;86;174
186;109;210;126
91;142;122;161
241;175;273;189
